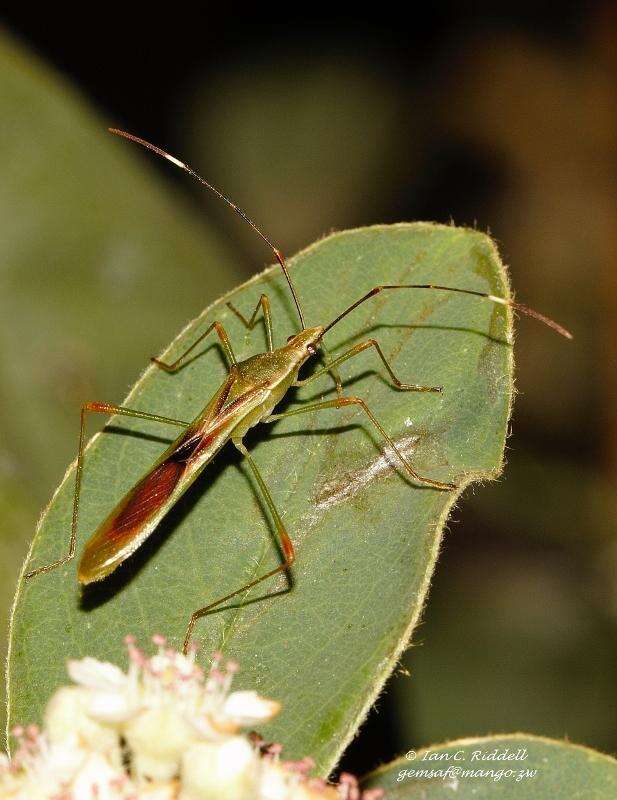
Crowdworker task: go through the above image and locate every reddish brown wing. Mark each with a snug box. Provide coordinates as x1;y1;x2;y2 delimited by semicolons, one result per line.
77;431;205;584
77;374;236;585
77;373;270;585
100;460;184;547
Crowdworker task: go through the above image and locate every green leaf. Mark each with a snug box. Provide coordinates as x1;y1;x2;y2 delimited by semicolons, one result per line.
362;734;617;798
8;223;512;771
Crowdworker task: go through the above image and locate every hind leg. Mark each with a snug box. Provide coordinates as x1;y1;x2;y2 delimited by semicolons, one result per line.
25;403;189;580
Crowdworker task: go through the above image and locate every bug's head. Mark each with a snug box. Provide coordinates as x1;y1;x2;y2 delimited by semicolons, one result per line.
286;326;324;359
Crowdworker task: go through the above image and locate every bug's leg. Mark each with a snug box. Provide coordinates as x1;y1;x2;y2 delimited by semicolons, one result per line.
226;294;274;352
183;438;294;653
265;396;456;491
152;320;237;372
24;402;189;580
297;338;443;393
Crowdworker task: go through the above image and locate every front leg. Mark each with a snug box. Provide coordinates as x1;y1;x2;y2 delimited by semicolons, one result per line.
226;293;274;352
152;320;237;372
297;338;442;393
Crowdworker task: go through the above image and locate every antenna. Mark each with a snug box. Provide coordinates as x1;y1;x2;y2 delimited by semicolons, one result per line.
109;128;307;331
321;284;573;339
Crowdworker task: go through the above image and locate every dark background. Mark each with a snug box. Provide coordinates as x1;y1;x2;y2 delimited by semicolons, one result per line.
2;1;615;773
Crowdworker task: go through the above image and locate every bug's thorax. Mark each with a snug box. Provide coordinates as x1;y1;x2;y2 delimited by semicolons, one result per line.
227;326;324;433
235;327;322;390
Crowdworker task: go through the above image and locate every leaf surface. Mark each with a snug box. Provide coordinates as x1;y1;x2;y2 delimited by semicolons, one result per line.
9;223;513;771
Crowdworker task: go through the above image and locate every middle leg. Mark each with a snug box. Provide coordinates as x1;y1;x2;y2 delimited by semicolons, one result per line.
265;396;456;491
297;338;442;393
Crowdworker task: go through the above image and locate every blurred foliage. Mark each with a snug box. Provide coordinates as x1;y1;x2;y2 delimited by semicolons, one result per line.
10;224;513;772
181;57;407;258
429;30;614;438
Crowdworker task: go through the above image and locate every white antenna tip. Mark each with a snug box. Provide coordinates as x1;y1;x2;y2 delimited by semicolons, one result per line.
165;153;186;169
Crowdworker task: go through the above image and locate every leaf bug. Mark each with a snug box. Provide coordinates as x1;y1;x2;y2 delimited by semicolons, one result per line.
24;129;572;653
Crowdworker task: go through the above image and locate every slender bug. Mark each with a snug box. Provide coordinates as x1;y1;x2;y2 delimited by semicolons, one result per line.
25;129;572;652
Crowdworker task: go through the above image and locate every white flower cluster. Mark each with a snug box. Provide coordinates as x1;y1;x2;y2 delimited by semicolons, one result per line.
0;636;383;800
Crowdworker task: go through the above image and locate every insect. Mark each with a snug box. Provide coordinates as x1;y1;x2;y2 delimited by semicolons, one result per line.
25;129;572;652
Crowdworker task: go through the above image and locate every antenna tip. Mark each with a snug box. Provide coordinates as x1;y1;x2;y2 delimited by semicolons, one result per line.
510;300;573;340
163;152;187;169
